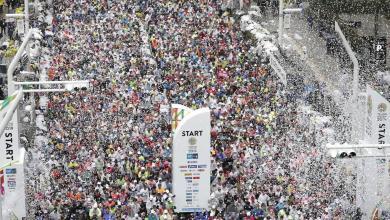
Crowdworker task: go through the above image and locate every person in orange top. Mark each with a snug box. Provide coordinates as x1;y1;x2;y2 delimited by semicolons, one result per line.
156;183;165;195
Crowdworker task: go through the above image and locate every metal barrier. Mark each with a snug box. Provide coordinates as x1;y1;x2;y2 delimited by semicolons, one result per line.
267;51;287;86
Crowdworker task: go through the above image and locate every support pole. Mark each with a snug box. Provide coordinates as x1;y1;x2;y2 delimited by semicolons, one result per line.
29;92;35;125
335;21;360;143
278;0;284;46
24;0;30;71
24;0;29;34
283;8;302;13
7;29;35;94
13;80;90;85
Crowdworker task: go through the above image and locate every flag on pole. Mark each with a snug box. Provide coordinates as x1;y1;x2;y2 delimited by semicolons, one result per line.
0;95;17;111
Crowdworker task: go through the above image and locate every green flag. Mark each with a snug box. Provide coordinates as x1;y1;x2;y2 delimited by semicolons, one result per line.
0;95;16;111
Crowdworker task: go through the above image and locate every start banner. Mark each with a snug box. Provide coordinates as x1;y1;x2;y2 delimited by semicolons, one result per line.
365;85;390;144
0;101;26;219
172;105;211;213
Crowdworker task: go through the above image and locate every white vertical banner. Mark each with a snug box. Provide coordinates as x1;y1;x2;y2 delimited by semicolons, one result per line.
362;158;379;217
0;111;26;219
359;157;390;218
365;85;390;144
3;163;26;219
357;93;367;141
172;106;210;213
16;19;24;36
284;14;291;29
0;113;20;168
361;85;390;216
355;158;365;211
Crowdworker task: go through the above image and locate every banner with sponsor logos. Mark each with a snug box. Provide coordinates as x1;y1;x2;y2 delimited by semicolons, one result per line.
3;163;26;219
365;85;390;144
361;85;390;218
172;106;210;213
0;102;26;219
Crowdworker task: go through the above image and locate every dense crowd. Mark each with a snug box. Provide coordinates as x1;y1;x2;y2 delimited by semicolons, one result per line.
29;0;358;219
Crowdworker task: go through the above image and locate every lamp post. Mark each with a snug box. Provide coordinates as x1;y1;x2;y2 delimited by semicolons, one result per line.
7;29;37;94
278;0;284;46
334;21;360;143
24;0;29;34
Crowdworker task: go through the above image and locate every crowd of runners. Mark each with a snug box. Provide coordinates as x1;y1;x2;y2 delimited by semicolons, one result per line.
24;0;360;219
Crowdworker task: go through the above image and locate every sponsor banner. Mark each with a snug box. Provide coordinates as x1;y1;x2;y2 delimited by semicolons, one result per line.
365;85;390;144
3;163;26;219
362;86;390;217
172;107;210;212
358;157;390;219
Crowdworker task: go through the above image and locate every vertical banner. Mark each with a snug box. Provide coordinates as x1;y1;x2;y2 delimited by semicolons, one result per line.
362;158;378;217
0;110;26;218
172;106;210;213
3;163;26;219
0;113;20;169
357;93;367;140
362;85;390;217
365;85;390;144
16;19;24;36
284;14;291;29
355;158;365;211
